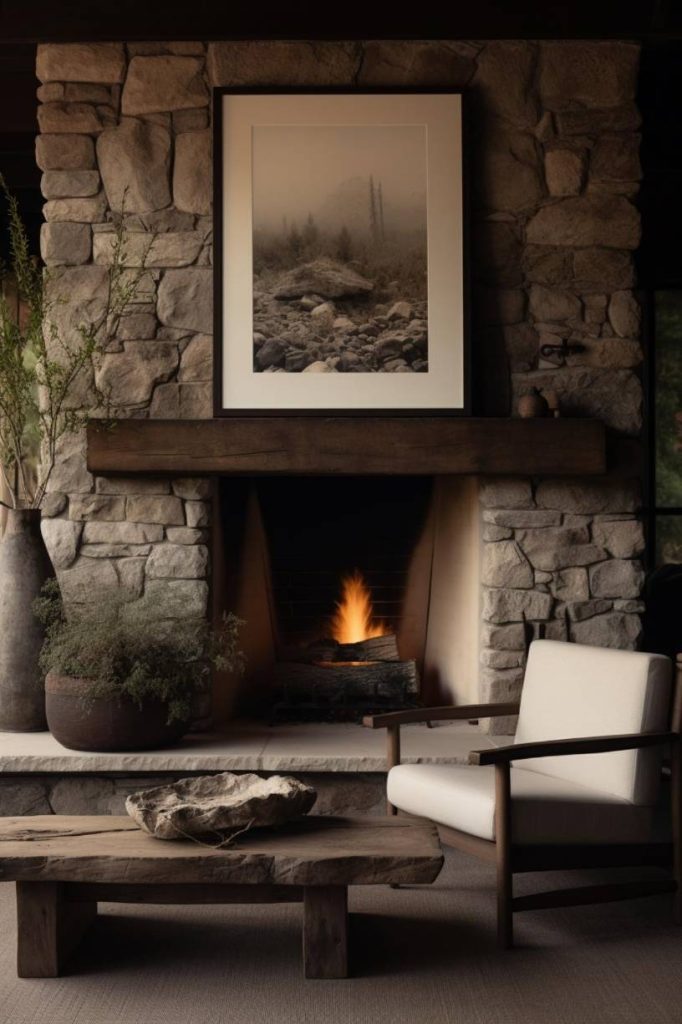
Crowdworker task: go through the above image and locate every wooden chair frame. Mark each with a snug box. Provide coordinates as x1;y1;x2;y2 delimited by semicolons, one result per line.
364;656;682;948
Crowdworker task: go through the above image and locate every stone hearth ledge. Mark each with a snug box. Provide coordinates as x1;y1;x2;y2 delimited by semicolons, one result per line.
0;721;499;774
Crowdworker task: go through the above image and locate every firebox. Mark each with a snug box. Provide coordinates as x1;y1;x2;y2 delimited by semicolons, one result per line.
214;475;481;722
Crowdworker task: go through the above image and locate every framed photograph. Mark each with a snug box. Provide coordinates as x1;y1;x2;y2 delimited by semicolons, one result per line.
213;89;469;415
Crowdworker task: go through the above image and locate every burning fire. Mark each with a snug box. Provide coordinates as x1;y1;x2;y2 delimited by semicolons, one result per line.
330;570;389;645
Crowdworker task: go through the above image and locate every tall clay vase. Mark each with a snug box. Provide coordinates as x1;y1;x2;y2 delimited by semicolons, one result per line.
0;508;53;730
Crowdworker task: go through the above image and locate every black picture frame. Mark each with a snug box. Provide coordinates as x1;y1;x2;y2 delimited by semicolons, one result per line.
212;87;471;418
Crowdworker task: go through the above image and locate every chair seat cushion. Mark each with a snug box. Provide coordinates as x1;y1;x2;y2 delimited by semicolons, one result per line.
387;763;655;844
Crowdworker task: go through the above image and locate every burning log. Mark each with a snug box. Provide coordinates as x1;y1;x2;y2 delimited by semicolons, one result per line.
282;633;400;665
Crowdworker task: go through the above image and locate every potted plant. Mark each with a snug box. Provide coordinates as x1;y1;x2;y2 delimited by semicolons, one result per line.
0;177;145;730
35;582;244;752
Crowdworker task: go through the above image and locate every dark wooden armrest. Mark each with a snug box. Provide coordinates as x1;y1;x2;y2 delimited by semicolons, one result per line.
363;702;520;730
469;731;676;766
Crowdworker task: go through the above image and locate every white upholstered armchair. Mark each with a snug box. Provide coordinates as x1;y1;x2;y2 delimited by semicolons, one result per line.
365;640;681;948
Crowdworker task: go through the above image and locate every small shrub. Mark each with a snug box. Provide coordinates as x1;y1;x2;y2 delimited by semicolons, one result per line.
34;580;245;724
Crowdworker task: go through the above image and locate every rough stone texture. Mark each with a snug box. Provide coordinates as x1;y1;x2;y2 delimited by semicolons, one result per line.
36;134;96;170
526;194;640;249
157;269;212;334
274;260;374;300
539;42;639;109
544;148;585;196
207;41;358;87
122;56;208;115
37;43;127;84
41;170;100;199
40;518;82;570
173;130;211;214
126;772;317;840
126;495;185;526
589;559;645;599
36;39;649;729
146;543;209;579
97;119;171;213
40;223;91;266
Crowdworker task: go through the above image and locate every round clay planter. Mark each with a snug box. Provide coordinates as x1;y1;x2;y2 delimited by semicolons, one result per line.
45;673;189;752
0;508;54;731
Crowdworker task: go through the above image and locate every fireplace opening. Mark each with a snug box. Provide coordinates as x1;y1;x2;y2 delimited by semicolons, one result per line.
214;475;481;723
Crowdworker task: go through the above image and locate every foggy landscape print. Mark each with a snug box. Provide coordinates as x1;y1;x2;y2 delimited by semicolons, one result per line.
252;123;428;374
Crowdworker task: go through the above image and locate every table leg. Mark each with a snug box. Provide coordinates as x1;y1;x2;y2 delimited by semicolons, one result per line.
16;881;97;978
303;885;348;979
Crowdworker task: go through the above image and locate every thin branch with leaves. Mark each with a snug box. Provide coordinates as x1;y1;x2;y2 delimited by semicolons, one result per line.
0;176;150;510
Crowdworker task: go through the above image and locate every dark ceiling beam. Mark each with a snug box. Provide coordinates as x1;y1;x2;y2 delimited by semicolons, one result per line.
0;0;680;41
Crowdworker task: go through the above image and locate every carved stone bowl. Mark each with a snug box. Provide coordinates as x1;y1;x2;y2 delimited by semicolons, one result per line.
125;771;317;841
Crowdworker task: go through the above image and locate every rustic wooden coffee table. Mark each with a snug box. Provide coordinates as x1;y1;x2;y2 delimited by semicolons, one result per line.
0;814;442;979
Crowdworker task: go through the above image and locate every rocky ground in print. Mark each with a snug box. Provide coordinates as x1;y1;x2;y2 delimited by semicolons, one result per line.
253;259;428;374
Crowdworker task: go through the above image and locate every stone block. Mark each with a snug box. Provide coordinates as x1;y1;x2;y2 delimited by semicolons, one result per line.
36;133;96;170
173;130;211;214
59;557;119;604
526;195;640;249
482;541;534;589
571;610;642;648
178;334;212;382
95;341;179;406
521;246;571;287
37;83;64;102
539;42;639;109
0;780;51;815
150;382;213;419
480;649;525;669
40;222;91;266
479;123;544;213
359;41;476;86
484;510;561;528
43;195;108;223
146;543;209;579
97;118;171;213
608;290;641;338
208;41;357;87
544;148;585;196
122;56;208;115
126;495;185;526
81;544;152;558
568;599;614;622
173;108;209;132
157;268;212;334
592;519;644;558
480;622;527;650
41;170;100;199
45;430;93;495
565;337;642;370
519;527;606;571
551;567;590;602
83;521;164;544
589;559;645;599
185;500;210;529
555;105;640;136
64;83;113;104
482;524;513;542
41;493;67;518
479;478;534;509
529;284;581;321
125;579;209;619
171;478;212;500
50;777;117;814
94;231;203;268
69;495;125;521
535;478;640;514
41;518;82;570
38;102;107;134
482;587;553;623
95;477;170;496
573;248;635;292
591;135;642;182
472;41;538;128
166;527;205;545
37;43;126;83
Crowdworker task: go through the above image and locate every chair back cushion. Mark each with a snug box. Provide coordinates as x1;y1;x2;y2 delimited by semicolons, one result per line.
514;640;672;803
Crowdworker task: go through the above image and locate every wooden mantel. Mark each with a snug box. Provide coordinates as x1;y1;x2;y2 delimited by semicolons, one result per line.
86;417;606;476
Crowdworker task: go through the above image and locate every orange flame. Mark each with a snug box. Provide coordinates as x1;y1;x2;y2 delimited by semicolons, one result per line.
330;570;389;645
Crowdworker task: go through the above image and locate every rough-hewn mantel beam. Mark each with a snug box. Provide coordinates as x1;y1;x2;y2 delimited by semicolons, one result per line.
86;417;606;476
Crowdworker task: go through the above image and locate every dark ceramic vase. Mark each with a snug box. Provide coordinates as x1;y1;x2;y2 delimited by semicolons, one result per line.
0;508;53;731
45;673;189;752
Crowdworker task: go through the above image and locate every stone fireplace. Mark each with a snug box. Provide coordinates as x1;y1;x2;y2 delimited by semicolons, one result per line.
35;38;645;738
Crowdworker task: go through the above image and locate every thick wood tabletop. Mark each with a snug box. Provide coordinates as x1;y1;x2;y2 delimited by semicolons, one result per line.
0;815;443;886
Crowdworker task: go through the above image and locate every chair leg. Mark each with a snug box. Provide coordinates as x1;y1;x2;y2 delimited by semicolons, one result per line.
495;762;513;949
